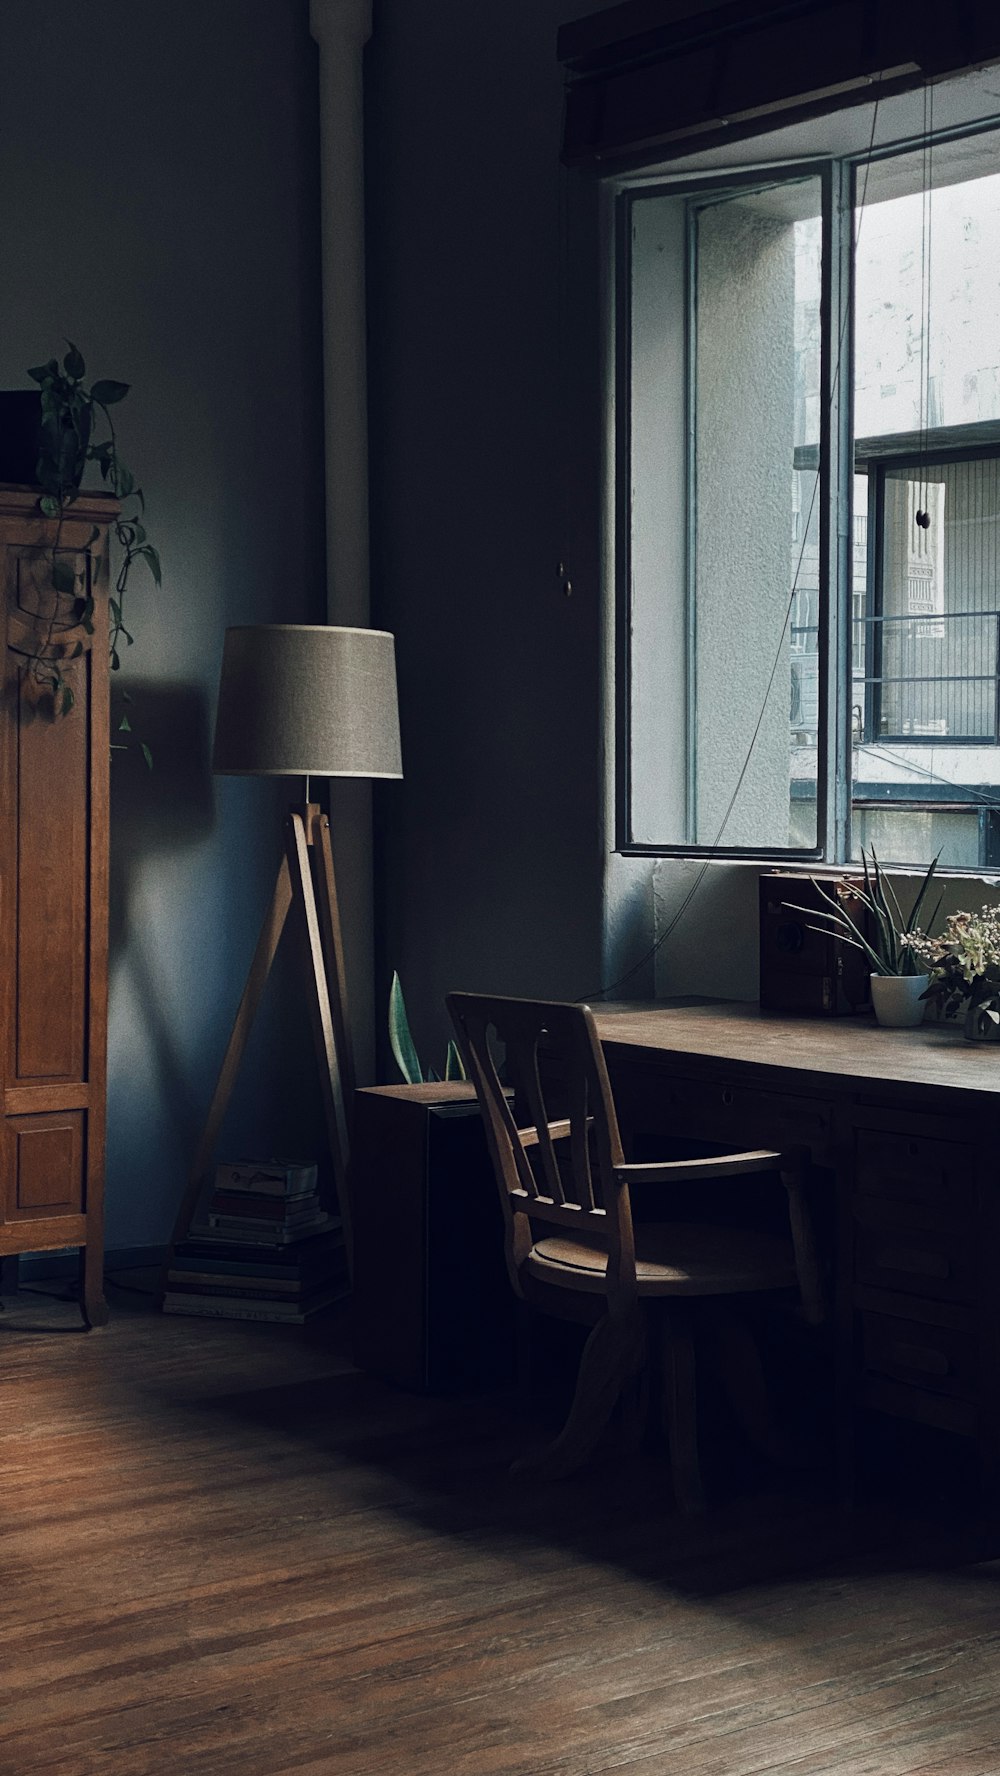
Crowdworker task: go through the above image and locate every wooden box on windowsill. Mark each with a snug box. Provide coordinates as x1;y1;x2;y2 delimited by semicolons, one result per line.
759;871;872;1016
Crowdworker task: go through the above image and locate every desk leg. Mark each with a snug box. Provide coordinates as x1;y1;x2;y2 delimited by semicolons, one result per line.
834;1169;857;1513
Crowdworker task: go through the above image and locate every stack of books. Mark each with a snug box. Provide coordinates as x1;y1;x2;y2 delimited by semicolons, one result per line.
163;1158;348;1323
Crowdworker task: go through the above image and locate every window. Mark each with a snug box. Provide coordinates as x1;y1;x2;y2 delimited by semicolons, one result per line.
619;91;1000;871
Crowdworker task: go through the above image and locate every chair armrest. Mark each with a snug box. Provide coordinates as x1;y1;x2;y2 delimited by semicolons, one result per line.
614;1150;783;1184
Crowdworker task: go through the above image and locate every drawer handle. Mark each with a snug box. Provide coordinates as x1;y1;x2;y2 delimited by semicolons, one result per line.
721;1088;734;1106
888;1341;951;1377
881;1246;950;1279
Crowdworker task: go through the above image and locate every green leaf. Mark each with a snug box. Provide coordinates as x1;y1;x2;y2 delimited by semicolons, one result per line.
110;647;121;672
39;494;60;519
444;1039;467;1082
118;714;132;733
114;462;135;499
50;558;77;595
60;685;74;716
90;379;129;405
63;343;85;379
906;852;941;935
87;525;100;545
109;597;121;625
27;364;50;384
388;971;423;1085
138;544;161;586
69;641;83;659
140;742;153;771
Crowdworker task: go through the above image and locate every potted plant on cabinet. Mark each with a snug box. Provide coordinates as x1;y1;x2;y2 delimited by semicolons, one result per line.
0;343;159;729
785;849;941;1027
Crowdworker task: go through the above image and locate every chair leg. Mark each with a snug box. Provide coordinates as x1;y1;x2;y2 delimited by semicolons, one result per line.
709;1305;810;1468
659;1305;705;1514
514;1307;645;1480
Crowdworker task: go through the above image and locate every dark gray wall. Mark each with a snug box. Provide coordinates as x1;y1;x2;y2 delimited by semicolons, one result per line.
0;0;327;1247
366;0;617;1075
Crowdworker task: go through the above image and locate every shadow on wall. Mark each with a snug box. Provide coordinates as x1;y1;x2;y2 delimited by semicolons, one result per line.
653;861;762;1002
109;679;214;1143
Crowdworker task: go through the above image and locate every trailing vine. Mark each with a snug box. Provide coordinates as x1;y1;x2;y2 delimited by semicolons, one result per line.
24;344;159;747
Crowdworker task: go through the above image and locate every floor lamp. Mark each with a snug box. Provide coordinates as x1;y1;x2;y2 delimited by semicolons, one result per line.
162;624;402;1291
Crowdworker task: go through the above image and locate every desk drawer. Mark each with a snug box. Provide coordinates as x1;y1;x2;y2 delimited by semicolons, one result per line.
853;1217;975;1303
635;1075;831;1157
854;1129;976;1218
860;1308;978;1400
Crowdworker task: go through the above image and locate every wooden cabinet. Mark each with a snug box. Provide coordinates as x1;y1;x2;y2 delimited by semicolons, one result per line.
0;487;115;1325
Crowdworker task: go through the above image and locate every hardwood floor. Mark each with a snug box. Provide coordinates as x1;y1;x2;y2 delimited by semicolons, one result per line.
2;1279;1000;1775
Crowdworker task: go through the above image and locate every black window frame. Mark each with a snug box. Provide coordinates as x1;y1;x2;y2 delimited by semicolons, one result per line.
614;116;1000;868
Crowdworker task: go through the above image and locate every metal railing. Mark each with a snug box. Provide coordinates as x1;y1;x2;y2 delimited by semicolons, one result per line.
789;607;1000;743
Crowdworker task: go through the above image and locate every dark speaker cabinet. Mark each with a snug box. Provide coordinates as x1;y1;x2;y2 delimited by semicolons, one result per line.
351;1083;516;1393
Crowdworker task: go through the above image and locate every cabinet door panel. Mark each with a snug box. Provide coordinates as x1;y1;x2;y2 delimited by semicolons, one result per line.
11;649;91;1083
5;1111;86;1219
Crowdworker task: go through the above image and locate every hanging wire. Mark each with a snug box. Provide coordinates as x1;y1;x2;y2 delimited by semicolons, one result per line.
582;75;886;1003
915;78;935;533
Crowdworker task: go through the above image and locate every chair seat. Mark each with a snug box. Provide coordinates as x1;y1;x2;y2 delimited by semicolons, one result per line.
527;1222;798;1297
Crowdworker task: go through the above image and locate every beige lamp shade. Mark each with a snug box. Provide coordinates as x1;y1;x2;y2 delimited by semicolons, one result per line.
212;624;403;779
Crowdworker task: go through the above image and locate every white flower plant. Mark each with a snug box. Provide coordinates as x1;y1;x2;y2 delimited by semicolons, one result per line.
905;905;1000;1026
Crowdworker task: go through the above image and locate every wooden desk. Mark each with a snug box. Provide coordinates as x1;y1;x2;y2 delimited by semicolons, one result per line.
592;1000;1000;1503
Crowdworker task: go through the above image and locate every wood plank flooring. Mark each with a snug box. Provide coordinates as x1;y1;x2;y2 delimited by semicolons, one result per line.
2;1280;1000;1775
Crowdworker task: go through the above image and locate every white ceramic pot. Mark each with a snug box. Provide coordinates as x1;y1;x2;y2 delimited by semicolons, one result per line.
869;973;929;1028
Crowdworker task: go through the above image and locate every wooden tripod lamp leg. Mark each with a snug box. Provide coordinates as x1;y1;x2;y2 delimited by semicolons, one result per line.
286;809;354;1277
311;808;357;1121
158;853;295;1298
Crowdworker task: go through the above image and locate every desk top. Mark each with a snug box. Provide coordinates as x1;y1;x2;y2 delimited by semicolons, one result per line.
592;999;1000;1104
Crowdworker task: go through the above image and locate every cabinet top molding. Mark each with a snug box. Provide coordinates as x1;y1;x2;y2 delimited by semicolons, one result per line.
0;487;119;524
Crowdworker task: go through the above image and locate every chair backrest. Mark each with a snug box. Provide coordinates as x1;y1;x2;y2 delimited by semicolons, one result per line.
446;993;636;1300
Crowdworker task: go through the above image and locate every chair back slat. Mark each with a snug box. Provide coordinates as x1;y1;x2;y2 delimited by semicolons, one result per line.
518;1035;567;1205
459;1003;540;1202
567;1070;596;1211
447;993;635;1301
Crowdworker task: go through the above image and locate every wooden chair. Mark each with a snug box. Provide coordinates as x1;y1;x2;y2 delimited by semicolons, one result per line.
446;992;824;1511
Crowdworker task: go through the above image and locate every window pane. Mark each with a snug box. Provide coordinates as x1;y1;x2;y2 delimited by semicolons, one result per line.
691;181;822;849
628;176;823;849
851;133;1000;870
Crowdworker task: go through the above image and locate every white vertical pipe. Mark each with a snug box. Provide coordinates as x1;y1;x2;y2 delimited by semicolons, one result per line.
309;0;376;1082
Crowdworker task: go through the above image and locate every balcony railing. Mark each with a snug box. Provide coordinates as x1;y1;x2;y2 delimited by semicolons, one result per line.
789;607;1000;744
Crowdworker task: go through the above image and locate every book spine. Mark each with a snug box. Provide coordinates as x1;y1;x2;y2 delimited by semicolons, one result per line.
214;1163;318;1195
207;1216;323;1234
163;1290;346;1323
166;1273;306;1295
201;1220;337;1245
211;1187;317;1206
